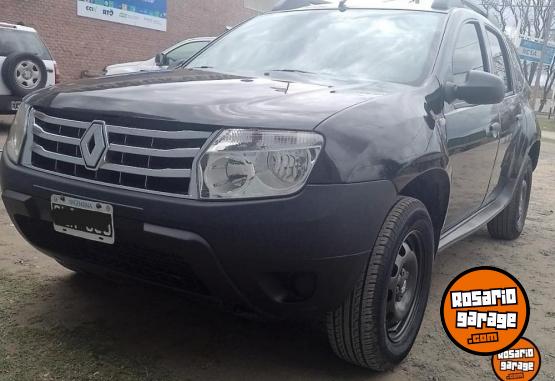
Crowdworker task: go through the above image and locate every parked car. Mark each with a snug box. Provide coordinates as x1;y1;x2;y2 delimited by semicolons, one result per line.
0;22;57;114
272;0;330;11
104;37;214;76
0;0;541;371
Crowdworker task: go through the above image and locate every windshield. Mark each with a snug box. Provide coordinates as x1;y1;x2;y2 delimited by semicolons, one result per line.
187;9;445;85
0;29;52;60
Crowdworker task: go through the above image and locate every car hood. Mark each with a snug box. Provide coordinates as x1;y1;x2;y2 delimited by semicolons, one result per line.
28;69;411;130
106;58;155;70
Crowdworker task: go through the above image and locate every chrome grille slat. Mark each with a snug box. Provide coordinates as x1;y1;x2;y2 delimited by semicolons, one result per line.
26;109;214;196
33;124;81;145
107;124;212;140
32;144;83;165
34;111;90;129
101;163;191;178
109;144;200;158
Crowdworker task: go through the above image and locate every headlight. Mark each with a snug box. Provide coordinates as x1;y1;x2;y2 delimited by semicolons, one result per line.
5;102;30;163
198;129;324;199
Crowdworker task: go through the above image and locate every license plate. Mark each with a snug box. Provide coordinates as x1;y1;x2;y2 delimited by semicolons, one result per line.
10;101;21;111
51;195;115;244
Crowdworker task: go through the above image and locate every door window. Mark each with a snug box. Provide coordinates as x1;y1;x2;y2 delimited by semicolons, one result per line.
485;29;512;93
452;23;487;85
507;42;525;92
0;30;52;60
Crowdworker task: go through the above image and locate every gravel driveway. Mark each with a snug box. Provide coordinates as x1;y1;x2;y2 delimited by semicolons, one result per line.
0;122;553;381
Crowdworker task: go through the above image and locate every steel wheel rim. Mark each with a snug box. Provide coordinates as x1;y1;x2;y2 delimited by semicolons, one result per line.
14;61;41;90
517;178;529;230
386;231;422;343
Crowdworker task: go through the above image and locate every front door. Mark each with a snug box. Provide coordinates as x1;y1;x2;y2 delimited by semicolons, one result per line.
443;21;501;229
482;27;521;204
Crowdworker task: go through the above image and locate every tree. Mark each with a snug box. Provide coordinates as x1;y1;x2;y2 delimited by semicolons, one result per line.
540;58;555;111
482;0;555;109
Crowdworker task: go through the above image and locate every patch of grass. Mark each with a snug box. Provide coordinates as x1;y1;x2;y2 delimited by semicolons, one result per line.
537;116;555;131
0;271;174;381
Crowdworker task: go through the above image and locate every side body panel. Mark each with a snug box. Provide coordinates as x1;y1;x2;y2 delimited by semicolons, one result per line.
0;57;10;95
313;82;447;188
316;9;540;246
441;18;501;228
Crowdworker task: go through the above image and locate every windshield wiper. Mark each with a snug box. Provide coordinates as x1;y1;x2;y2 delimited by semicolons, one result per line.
267;69;315;74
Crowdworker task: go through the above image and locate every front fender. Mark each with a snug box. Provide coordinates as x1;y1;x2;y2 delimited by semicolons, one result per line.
310;85;447;187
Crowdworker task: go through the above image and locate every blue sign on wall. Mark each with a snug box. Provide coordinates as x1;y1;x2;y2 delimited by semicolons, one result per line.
94;1;167;18
518;37;555;65
78;0;168;31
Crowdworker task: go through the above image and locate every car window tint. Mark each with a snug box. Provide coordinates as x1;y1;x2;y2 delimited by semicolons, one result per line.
507;42;525;92
188;10;446;86
0;29;52;60
486;29;512;93
166;41;209;64
452;23;486;84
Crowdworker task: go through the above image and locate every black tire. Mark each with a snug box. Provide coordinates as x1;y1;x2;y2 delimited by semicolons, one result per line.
1;52;48;97
488;158;533;240
326;197;434;370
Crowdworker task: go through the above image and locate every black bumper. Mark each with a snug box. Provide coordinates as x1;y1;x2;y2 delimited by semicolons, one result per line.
0;95;22;114
0;152;397;318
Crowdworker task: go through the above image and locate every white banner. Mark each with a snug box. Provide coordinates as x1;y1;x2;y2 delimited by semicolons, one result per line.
77;1;167;32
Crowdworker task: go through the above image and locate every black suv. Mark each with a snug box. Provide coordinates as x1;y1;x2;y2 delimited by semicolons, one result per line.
0;1;541;371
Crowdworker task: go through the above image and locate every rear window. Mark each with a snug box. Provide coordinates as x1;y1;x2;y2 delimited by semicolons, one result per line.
0;29;52;60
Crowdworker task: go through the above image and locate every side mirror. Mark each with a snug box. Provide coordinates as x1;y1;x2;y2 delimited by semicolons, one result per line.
445;70;505;105
155;53;167;66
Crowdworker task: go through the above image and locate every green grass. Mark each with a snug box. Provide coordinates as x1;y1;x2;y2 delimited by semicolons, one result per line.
0;271;174;381
537;116;555;132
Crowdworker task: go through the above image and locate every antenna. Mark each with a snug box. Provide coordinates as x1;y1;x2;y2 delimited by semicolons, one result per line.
339;0;348;11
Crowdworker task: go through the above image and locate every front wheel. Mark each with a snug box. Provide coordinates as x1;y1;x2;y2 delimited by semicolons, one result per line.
326;197;435;370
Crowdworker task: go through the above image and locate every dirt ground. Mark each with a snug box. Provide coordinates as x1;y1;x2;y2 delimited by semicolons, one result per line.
0;120;553;381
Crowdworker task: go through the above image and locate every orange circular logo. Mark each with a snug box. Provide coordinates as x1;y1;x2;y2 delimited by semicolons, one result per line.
492;338;541;381
441;267;529;355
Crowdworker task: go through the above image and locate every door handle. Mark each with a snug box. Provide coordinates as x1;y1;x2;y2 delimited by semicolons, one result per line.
487;122;501;138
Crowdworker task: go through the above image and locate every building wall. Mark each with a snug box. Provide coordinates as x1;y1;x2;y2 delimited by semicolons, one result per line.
1;0;255;81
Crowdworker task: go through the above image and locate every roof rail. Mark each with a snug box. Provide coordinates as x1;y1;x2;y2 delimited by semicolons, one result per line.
432;0;499;25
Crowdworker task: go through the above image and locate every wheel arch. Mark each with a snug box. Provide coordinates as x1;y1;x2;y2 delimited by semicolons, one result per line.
398;169;450;251
528;140;540;171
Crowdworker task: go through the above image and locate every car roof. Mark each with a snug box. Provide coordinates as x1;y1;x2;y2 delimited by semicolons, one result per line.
270;0;497;26
0;22;37;33
271;0;448;13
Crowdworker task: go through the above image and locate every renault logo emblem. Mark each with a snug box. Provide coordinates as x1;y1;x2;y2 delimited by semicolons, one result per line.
80;121;107;169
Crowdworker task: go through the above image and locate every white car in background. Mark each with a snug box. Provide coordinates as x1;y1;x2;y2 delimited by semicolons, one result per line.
0;22;57;114
104;37;214;76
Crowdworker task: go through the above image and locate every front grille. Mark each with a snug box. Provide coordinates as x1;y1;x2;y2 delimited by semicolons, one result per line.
25;109;214;196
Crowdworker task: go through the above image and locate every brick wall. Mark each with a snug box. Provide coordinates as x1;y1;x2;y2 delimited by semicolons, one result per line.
1;0;255;81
